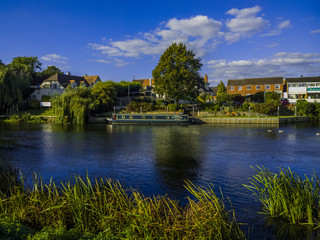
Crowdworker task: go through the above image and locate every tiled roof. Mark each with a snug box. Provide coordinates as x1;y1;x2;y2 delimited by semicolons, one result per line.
43;73;100;88
133;79;154;87
285;77;320;83
84;75;100;85
228;77;283;86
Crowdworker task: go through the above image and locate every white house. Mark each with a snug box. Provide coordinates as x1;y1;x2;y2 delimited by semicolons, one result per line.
285;77;320;103
30;73;101;101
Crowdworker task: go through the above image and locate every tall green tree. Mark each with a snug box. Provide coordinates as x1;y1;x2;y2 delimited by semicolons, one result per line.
7;56;42;85
0;67;30;112
216;81;228;104
91;81;116;111
152;43;203;103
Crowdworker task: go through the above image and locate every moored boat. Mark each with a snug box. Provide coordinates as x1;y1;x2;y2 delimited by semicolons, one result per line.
107;113;189;124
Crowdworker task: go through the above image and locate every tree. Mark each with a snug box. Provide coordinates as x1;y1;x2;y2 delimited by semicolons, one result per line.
40;65;62;81
152;42;203;103
91;81;116;111
52;86;94;124
216;81;228;104
0;67;30;112
7;56;42;85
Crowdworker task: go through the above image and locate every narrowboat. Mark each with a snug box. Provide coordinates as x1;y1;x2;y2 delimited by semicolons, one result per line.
107;113;189;124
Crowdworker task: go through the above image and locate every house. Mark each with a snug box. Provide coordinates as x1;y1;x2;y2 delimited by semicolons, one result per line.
227;77;284;97
29;73;101;101
284;76;320;103
132;78;155;90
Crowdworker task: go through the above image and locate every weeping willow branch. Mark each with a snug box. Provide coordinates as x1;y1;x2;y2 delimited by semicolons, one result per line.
52;86;94;124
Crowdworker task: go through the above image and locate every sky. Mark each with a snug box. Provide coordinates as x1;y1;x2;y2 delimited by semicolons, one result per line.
1;0;320;85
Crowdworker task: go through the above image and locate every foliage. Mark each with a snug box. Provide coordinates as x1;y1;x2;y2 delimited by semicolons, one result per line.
0;170;245;240
28;100;40;109
0;67;31;112
244;166;320;228
217;81;226;95
91;81;116;112
7;56;42;85
265;91;280;103
39;65;63;82
152;42;203;103
167;103;179;111
252;100;279;115
295;100;320;119
4;113;47;123
113;81;142;97
52;86;94;124
126;101;155;112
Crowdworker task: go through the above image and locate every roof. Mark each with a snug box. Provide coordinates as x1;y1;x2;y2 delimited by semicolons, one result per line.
285;77;320;83
43;73;100;88
84;75;100;85
133;79;155;87
228;77;283;86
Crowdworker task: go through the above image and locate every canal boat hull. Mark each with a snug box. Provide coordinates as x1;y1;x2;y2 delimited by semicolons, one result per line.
108;113;189;124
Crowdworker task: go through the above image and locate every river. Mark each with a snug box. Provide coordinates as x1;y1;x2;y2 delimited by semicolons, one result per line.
0;122;319;239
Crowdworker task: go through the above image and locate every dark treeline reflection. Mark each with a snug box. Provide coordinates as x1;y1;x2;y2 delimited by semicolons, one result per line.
151;126;204;198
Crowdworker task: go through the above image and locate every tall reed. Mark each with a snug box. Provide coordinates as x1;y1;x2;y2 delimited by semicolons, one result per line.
244;166;320;229
0;173;245;239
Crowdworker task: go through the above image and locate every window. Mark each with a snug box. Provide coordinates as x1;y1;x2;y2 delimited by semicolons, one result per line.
247;85;251;90
230;86;234;91
298;83;306;87
256;85;261;90
265;85;270;90
238;86;242;90
275;84;280;89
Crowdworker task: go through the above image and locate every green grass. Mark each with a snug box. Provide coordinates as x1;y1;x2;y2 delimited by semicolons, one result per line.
244;166;320;229
0;171;245;239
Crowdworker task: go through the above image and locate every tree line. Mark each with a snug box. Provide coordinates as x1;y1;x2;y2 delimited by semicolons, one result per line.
0;56;62;113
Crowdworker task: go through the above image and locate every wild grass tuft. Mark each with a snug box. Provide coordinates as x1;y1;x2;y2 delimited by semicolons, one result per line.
0;172;245;239
244;166;320;229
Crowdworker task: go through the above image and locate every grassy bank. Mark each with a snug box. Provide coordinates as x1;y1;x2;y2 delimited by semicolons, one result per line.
0;160;245;239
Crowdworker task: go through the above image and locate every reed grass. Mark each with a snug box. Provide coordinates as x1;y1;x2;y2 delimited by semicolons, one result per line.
0;172;245;239
244;166;320;229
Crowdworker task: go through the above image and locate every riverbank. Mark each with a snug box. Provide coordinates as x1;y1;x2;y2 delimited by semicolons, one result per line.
192;116;310;124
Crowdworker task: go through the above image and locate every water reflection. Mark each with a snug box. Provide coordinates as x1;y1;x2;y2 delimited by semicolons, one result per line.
151;126;203;197
1;122;320;239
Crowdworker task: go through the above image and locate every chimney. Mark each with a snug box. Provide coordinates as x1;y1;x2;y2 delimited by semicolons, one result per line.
204;74;208;83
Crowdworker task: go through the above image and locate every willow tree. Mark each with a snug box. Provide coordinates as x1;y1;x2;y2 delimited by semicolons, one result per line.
52;86;94;124
152;43;203;103
0;67;30;112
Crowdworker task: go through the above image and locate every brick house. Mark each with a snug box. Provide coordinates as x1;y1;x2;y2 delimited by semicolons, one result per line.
227;77;284;97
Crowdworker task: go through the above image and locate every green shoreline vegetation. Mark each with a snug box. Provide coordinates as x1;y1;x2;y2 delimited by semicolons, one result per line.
0;158;245;240
1;158;320;239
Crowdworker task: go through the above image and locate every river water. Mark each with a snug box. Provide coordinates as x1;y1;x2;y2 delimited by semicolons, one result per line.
0;122;319;239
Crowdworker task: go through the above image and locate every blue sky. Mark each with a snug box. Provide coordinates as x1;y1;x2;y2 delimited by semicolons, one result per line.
1;0;320;85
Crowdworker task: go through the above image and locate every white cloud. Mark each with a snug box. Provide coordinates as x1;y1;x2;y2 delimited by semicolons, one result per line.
310;29;320;34
40;54;68;64
225;6;269;42
267;42;279;48
207;52;320;84
89;15;223;65
261;19;292;36
278;20;291;29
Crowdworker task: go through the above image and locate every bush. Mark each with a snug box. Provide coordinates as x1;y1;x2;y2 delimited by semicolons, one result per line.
126;101;155;112
28;100;40;109
167;103;179;111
